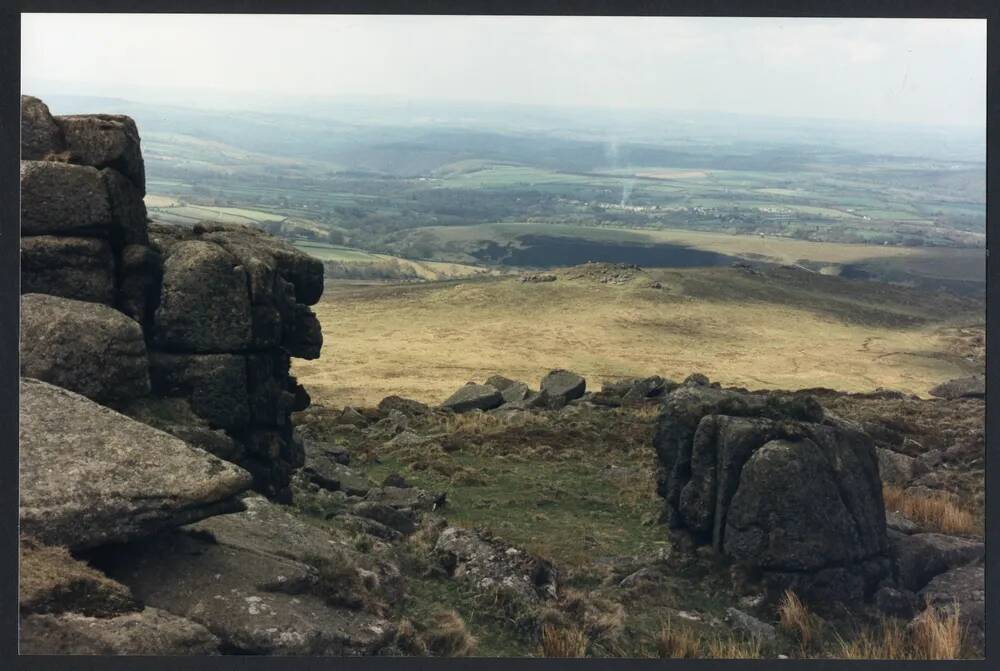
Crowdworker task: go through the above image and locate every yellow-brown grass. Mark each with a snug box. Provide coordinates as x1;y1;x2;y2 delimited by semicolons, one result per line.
705;635;763;659
539;624;588;657
295;273;977;408
778;590;821;651
910;606;965;660
834;608;965;660
422;611;477;657
883;485;978;536
656;618;701;658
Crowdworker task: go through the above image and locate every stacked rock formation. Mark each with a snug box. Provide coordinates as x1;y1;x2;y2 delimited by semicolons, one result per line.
652;377;891;602
19;95;323;500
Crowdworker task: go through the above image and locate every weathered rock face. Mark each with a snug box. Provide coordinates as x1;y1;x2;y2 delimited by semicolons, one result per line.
20;161;113;236
19;378;252;550
652;378;889;602
154;240;254;352
20;95;325;500
889;531;984;592
21;235;116;305
55;114;146;192
20;293;151;403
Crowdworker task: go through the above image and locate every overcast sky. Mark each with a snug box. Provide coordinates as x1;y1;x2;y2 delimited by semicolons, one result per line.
21;14;986;128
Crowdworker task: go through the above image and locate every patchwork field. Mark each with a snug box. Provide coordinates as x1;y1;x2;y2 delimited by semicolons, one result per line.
293;264;983;407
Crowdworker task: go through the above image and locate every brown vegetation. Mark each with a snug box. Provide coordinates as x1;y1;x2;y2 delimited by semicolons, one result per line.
539;625;588;658
883;485;977;536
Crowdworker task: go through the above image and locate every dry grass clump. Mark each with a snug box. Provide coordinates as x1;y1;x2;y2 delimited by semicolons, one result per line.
706;634;763;659
656;618;702;658
883;485;978;536
539;624;588;657
422;610;478;657
778;590;821;651
835;608;965;660
656;618;762;659
910;606;965;659
557;589;627;655
440;411;546;437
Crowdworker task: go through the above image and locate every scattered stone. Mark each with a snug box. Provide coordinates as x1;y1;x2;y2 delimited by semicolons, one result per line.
683;373;710;387
382;473;411;489
434;527;557;603
874;586;920;619
928;375;984;400
377;395;431;417
890;532;984;592
885;511;920;535
723;607;777;643
540;369;586;406
876;447;924;486
349;502;417;535
19;378;252;550
20;293;151;404
520;273;556;283
441;383;504;413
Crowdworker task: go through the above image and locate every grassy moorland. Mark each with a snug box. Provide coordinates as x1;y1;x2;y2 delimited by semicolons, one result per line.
293;263;983;408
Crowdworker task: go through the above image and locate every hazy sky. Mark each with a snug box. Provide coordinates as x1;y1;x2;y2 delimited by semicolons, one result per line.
22;14;986;128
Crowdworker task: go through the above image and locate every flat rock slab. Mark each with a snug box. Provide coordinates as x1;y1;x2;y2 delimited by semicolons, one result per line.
19;378;252;550
20;293;150;403
99;528;395;655
21;95;66;160
20;607;220;655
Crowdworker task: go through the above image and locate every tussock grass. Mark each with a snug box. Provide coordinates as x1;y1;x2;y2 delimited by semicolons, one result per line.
910;606;965;660
883;485;978;536
539;624;588;657
834;608;965;659
656;618;701;658
706;634;763;659
778;590;821;652
423;610;478;657
440;411;546;437
656;618;762;659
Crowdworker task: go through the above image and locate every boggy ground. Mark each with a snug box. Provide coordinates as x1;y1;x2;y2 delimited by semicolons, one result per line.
287;373;985;658
294;262;983;407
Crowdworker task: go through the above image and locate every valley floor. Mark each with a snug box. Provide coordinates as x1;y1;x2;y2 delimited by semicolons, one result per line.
293;263;983;407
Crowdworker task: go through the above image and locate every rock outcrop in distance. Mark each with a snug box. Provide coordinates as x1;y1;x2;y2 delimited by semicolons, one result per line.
19;94;324;500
